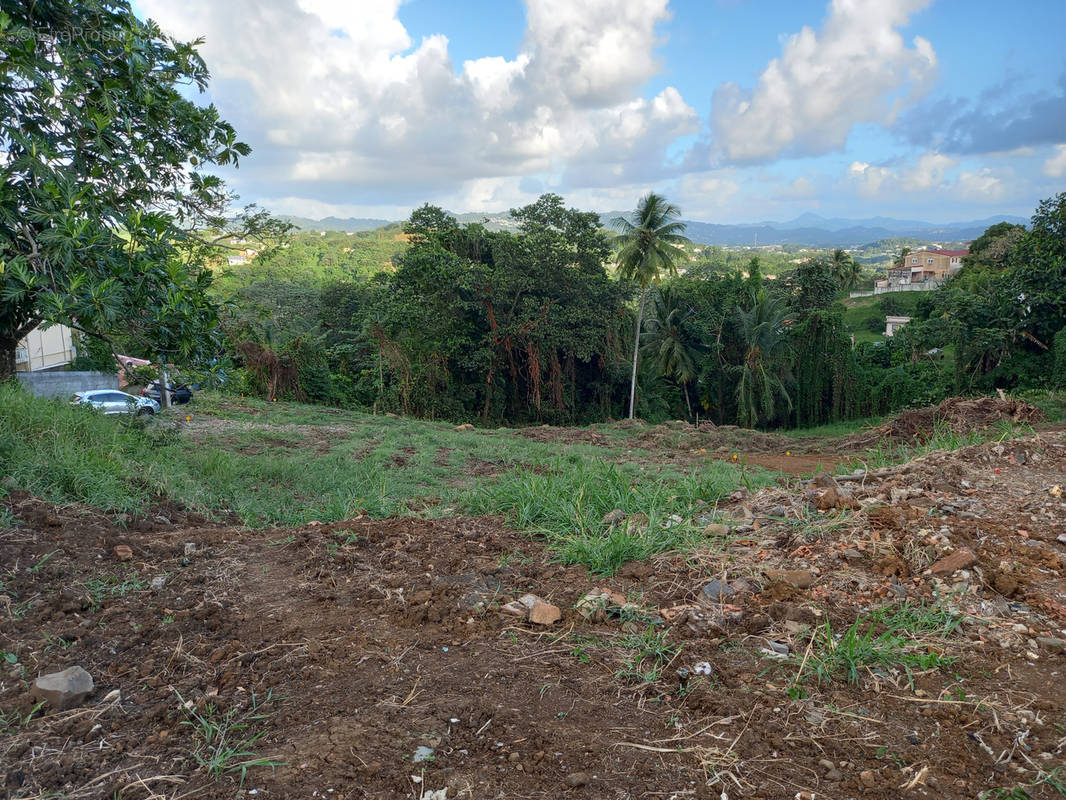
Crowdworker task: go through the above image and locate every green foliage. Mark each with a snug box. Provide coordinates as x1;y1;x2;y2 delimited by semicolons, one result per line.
176;688;283;784
0;1;287;377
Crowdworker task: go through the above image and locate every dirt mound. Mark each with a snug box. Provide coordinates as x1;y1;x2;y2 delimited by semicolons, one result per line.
845;395;1046;448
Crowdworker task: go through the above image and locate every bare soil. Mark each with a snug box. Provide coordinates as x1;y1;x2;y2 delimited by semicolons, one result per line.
2;431;1065;799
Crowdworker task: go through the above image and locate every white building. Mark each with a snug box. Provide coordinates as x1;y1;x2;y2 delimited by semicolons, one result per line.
16;323;77;371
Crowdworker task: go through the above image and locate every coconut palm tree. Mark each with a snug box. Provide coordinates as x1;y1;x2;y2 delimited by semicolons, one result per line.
613;193;690;418
830;249;862;293
642;287;699;419
732;296;792;428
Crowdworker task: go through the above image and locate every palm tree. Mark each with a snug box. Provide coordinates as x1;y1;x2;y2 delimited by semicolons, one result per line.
830;249;861;293
613;193;690;418
732;297;792;428
642;287;698;418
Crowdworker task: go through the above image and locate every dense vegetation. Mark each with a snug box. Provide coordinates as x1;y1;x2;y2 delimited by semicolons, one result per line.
212;192;1066;429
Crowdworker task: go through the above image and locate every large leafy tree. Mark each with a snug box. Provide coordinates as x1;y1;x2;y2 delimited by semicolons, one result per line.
0;1;286;379
613;193;689;418
830;248;861;293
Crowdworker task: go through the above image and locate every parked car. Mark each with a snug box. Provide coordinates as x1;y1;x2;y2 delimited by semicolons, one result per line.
142;381;193;405
72;390;160;416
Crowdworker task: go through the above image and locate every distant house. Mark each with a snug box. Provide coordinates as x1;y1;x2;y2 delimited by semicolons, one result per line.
887;249;968;285
16;323;76;372
226;248;259;267
885;315;911;337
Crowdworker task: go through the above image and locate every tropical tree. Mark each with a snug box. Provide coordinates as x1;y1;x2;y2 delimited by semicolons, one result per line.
830;249;861;293
613;193;690;418
731;297;792;428
0;1;287;380
641;287;699;419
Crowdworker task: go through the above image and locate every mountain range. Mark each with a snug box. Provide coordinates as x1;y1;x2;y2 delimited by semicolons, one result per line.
279;210;1028;248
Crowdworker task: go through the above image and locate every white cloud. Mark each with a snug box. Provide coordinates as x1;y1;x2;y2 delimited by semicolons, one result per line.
1044;144;1066;177
845;153;1011;203
710;0;937;163
139;0;695;206
956;168;1006;201
900;152;956;191
848;161;893;197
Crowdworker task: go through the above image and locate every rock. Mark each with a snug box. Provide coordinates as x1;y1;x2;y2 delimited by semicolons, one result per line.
700;579;735;602
113;545;133;561
31;666;94;710
764;569;814;589
842;548;863;562
529;599;562;626
860;769;877;788
412;745;435;763
500;602;528;617
929;547;978;576
454;423;474;431
150;576;167;591
703;523;729;537
183;542;197;556
1057;534;1066;545
826;767;843;782
576;588;626;622
565;772;590;787
811;473;839;489
1036;636;1065;653
766;640;790;655
601;509;626;526
815;488;842;510
1050;485;1062;498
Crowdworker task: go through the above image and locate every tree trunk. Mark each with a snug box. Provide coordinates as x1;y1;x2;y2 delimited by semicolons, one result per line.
682;381;692;420
628;286;647;419
0;336;17;382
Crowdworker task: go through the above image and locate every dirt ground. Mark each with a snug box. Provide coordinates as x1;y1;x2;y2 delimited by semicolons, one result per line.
2;430;1066;798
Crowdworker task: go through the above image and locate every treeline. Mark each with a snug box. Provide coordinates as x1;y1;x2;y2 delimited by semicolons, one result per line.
216;192;1066;428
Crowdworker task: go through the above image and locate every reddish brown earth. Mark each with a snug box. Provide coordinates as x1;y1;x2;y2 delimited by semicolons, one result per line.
2;432;1065;799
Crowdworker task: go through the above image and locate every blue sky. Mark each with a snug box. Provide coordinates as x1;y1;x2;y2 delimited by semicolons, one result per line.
139;0;1066;223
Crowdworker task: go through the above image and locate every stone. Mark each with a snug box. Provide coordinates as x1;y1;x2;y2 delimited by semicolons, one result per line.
500;602;528;617
860;769;877;788
529;599;561;626
183;542;197;557
412;745;435;763
766;640;790;655
113;545;133;561
842;548;863;562
31;666;93;710
929;547;978;576
1057;534;1066;545
700;580;735;602
565;772;590;787
703;523;729;537
815;488;843;511
150;576;167;591
601;509;626;526
1036;636;1065;653
764;569;814;589
811;473;839;489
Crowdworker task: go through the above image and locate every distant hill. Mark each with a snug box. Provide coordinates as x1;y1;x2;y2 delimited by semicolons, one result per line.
274;210;1028;248
279;215;393;232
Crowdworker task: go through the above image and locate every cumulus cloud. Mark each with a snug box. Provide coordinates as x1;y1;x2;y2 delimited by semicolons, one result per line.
846;152;1009;203
139;0;697;206
709;0;937;163
1044;144;1066;178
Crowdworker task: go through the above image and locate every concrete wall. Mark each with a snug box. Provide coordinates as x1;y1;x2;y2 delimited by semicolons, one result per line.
17;371;118;399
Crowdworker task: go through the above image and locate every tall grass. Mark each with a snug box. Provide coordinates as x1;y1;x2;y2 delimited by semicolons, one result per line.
0;383;171;511
463;458;770;574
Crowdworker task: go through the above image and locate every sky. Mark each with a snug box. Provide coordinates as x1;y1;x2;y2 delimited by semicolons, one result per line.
136;0;1066;223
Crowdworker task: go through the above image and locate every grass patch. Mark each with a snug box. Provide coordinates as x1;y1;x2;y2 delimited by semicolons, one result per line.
176;688;283;785
463;458;773;574
789;601;959;694
1;384;774;572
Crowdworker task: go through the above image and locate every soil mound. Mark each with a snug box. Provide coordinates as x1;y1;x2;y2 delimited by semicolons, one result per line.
849;395;1044;448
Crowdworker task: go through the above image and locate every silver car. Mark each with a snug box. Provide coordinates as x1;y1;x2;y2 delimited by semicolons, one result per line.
71;390;161;416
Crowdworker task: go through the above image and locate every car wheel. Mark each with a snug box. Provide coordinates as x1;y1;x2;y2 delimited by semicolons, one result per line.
137;407;154;416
